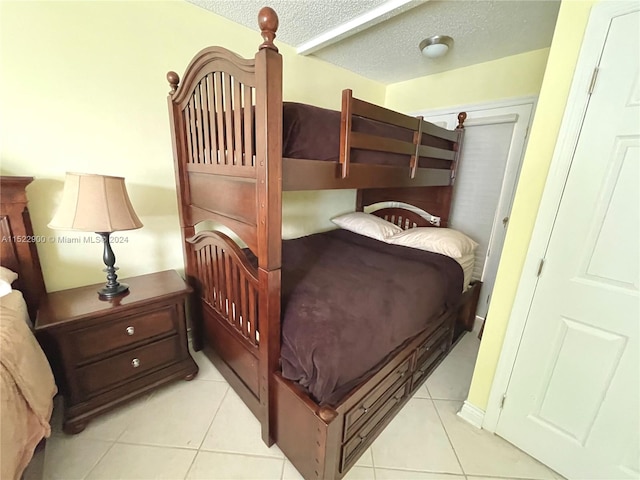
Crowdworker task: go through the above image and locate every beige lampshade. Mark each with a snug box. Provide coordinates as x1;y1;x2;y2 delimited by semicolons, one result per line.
49;173;143;233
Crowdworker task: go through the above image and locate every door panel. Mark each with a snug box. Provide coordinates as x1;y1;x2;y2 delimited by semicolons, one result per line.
496;8;639;479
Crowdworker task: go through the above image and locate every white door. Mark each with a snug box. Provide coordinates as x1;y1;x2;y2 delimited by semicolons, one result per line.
496;6;639;480
419;102;534;320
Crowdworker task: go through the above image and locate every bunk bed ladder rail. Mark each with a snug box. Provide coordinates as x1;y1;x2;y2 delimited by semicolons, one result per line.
451;111;467;183
339;89;463;182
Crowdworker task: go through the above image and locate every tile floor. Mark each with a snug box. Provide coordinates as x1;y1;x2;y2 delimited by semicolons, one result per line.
44;333;562;480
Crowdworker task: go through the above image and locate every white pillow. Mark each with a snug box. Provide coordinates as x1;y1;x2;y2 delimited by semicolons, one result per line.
331;212;402;241
0;266;18;284
456;252;475;291
0;279;12;298
386;227;478;258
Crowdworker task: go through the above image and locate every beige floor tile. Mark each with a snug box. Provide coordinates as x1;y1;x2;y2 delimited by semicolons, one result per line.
85;443;196;479
44;435;112;479
74;393;152;442
191;349;227;383
186;451;284;479
411;383;431;399
200;388;284;458
466;476;535;480
425;353;476;400
50;392;152;442
452;332;481;358
282;460;304;480
375;468;465;479
435;400;558;480
355;447;373;467
371;398;462;474
282;461;373;480
344;466;375;479
118;379;228;449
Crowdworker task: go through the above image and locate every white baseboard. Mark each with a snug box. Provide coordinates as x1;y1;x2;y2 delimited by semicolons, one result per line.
457;400;485;429
472;315;484;335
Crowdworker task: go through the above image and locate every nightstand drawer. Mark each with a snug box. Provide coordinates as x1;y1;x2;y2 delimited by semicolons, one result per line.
71;305;178;363
76;335;182;397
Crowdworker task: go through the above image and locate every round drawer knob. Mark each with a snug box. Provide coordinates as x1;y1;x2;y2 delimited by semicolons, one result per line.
126;326;135;336
131;358;140;368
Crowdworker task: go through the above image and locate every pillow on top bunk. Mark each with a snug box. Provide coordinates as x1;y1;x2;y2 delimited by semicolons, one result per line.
331;212;402;241
386;227;478;258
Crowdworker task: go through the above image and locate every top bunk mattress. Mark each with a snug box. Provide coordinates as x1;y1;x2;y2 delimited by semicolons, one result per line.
279;229;463;405
283;102;453;168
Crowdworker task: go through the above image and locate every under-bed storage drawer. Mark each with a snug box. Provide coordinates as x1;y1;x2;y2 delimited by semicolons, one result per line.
343;355;412;442
410;325;451;393
341;381;409;473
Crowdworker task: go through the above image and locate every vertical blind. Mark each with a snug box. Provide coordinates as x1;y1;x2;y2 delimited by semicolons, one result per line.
450;121;516;317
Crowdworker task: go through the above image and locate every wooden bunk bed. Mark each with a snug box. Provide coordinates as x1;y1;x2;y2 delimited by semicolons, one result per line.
166;7;480;479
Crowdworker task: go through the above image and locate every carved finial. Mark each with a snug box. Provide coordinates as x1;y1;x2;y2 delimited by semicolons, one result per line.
317;406;338;423
457;112;467;129
167;71;180;95
258;7;279;52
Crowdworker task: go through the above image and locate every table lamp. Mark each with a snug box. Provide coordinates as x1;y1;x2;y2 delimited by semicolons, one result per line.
49;173;143;299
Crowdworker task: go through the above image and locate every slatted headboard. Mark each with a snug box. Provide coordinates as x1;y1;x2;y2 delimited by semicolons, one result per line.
357;186;454;228
0;176;47;320
370;207;436;230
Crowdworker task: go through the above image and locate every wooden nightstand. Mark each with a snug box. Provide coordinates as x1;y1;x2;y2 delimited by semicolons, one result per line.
35;270;198;434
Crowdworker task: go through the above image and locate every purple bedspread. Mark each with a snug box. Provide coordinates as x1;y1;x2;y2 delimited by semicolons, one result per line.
279;229;462;405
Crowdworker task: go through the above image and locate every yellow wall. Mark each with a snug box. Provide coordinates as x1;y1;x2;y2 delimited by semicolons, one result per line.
385;48;549;112
0;1;384;292
466;0;597;410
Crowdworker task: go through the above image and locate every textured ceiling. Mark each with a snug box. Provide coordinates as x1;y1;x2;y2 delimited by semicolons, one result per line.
187;0;561;84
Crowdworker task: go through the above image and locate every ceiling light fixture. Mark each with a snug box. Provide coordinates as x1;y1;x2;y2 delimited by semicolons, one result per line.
419;35;453;59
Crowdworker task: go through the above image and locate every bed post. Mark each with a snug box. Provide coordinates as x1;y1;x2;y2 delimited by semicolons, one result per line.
451;112;467;183
254;6;283;447
166;71;203;350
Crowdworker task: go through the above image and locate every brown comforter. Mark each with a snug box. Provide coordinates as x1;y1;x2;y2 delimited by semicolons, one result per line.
279;229;462;405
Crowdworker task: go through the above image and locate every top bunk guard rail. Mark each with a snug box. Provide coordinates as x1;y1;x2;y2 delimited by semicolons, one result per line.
339;89;466;180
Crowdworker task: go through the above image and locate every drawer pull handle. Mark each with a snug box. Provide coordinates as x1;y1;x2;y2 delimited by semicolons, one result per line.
126;326;135;336
131;358;140;368
361;407;369;414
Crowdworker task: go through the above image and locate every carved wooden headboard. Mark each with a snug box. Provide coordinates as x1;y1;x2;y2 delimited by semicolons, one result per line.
0;176;47;320
370;207;437;230
357;186;454;228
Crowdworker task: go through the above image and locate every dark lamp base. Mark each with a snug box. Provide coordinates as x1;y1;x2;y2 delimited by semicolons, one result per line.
96;231;130;300
98;282;130;299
